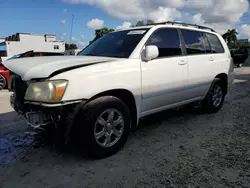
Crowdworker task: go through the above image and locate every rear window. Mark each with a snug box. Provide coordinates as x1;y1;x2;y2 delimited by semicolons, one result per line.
205;33;225;53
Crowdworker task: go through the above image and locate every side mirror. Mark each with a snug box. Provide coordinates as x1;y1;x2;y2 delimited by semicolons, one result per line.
142;45;159;61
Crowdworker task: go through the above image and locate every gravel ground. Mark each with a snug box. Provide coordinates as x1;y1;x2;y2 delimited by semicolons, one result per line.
1;67;250;188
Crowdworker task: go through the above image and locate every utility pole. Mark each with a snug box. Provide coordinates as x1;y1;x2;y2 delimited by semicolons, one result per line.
69;14;74;45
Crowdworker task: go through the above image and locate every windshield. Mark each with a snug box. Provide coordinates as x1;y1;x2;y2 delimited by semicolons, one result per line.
78;29;149;58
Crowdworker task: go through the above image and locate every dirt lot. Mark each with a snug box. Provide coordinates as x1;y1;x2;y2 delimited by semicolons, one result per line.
1;67;250;188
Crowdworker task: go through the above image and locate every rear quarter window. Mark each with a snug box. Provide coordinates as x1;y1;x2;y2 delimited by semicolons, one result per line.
205;33;225;53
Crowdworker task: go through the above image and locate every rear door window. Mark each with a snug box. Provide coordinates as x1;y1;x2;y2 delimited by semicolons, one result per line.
205;33;225;53
181;29;206;55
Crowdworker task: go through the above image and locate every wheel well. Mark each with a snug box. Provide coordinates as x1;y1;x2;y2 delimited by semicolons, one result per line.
215;73;228;94
89;89;138;129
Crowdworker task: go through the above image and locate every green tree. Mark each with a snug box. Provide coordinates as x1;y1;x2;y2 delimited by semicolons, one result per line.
228;42;249;49
136;20;145;26
222;29;238;44
133;20;154;27
65;43;78;50
90;27;115;43
146;20;154;25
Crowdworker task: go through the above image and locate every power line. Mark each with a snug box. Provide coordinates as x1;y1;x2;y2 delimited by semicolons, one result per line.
69;14;74;44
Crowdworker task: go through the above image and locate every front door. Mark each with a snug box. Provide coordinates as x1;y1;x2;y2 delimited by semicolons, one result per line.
141;28;188;113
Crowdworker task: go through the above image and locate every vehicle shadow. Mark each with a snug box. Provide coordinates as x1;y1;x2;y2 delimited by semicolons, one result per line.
0;101;213;164
62;103;204;160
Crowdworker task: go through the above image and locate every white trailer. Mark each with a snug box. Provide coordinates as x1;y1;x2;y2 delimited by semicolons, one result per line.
0;33;65;57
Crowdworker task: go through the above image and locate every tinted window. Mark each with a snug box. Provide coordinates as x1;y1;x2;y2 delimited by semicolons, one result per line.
147;29;182;57
79;29;149;58
205;33;224;53
181;30;206;55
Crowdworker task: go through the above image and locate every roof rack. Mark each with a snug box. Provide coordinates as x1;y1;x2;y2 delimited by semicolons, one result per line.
146;21;216;32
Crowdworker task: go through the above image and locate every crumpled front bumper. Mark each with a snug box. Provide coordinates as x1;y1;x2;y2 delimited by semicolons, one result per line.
10;93;52;128
25;111;52;128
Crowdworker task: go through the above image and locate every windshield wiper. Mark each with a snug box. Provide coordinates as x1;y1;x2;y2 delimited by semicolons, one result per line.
83;53;96;56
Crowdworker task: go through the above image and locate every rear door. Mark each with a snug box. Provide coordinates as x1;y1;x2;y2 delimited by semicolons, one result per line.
180;29;217;99
205;32;228;71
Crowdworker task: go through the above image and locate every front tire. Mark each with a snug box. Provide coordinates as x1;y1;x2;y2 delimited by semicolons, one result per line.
74;96;131;158
0;74;7;90
202;79;225;113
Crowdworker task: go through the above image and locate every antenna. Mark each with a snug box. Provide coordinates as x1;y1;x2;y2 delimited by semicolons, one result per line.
69;14;74;44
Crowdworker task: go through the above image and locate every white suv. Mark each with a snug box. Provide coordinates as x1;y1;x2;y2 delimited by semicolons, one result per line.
3;22;234;158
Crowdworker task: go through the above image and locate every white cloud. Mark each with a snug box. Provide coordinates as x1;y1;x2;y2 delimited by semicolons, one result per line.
179;13;235;34
185;0;249;24
148;7;182;22
70;36;88;48
63;0;249;34
60;36;64;40
63;0;248;23
80;34;84;39
69;36;88;48
116;21;132;30
71;36;77;41
77;41;88;48
87;18;104;29
63;0;184;21
60;20;66;25
241;24;250;37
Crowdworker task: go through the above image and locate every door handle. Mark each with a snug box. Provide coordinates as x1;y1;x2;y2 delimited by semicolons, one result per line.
209;56;214;61
178;59;187;65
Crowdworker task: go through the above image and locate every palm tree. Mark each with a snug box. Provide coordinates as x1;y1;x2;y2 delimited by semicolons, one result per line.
222;29;238;44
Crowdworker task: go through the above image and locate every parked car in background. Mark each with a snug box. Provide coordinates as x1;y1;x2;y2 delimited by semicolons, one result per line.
7;50;64;60
0;59;10;90
0;51;64;89
230;47;249;67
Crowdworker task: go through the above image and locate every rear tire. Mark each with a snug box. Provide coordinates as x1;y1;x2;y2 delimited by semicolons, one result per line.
0;74;7;90
74;96;131;158
202;79;225;113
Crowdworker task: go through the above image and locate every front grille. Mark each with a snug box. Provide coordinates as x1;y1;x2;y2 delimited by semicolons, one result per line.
11;73;28;112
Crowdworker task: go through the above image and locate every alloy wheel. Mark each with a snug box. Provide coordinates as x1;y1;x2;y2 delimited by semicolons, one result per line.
212;85;223;107
94;109;125;148
0;75;6;90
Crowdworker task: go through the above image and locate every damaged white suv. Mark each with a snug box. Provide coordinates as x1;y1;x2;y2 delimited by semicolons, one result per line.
3;22;234;158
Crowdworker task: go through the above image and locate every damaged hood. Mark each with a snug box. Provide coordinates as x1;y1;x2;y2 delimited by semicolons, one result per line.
2;56;120;80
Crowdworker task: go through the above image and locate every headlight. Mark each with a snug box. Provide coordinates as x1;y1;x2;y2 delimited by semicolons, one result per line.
25;80;68;103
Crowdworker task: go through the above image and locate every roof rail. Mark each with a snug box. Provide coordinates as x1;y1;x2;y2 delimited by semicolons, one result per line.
146;21;216;32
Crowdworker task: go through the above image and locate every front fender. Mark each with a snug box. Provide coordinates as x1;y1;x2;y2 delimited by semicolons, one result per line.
51;59;142;113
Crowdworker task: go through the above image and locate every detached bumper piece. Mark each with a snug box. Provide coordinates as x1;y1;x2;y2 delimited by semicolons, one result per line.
26;111;52;128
